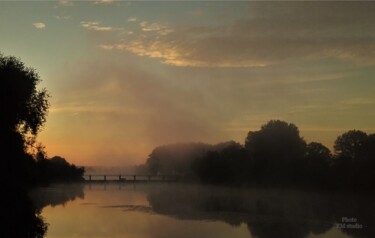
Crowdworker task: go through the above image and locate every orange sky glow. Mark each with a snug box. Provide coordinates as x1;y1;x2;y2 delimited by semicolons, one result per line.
1;1;375;166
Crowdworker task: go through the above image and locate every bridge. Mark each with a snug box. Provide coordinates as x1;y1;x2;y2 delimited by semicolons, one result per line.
84;174;179;183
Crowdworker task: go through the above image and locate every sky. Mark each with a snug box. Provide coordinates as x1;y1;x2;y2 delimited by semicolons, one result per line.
1;1;375;166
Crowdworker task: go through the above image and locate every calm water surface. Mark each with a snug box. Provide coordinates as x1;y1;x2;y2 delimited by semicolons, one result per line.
30;183;374;238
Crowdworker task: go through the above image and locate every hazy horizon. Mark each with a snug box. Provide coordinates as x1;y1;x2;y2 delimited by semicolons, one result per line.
1;1;375;166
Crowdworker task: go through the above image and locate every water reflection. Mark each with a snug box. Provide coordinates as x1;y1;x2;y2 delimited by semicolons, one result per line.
2;187;47;238
145;184;374;238
30;183;85;209
1;184;84;238
35;183;374;238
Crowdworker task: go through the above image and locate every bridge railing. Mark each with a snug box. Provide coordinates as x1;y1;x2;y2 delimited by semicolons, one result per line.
83;174;179;182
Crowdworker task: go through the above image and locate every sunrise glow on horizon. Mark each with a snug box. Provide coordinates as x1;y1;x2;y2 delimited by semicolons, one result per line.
1;1;375;166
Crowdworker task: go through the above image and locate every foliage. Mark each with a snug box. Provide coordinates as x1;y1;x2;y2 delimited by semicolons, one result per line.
0;54;50;186
145;120;375;191
36;156;85;183
244;120;307;185
193;142;247;184
245;120;306;160
0;54;49;138
146;141;241;176
0;53;84;186
333;130;375;190
303;142;332;187
334;130;368;160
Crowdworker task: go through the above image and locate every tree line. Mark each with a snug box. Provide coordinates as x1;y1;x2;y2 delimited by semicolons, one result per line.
0;54;84;188
146;120;375;191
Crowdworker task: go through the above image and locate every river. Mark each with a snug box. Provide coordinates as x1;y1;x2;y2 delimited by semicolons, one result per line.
29;183;374;238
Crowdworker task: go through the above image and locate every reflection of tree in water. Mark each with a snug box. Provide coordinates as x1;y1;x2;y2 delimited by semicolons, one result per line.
247;218;334;238
2;187;47;238
2;184;84;238
248;220;310;238
331;194;375;238
146;184;374;238
30;183;85;210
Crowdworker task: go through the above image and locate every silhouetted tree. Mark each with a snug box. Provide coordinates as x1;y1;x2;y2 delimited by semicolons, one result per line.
36;156;85;183
305;142;332;164
146;141;242;177
333;130;375;191
363;134;375;158
143;120;375;191
193;142;247;184
146;142;212;175
303;142;332;187
0;54;49;186
245;120;306;185
0;54;49;139
362;134;375;188
334;130;368;160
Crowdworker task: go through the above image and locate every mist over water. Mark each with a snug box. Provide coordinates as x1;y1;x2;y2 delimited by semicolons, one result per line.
30;183;374;238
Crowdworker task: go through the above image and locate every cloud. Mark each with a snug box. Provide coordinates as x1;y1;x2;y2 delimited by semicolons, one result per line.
55;15;71;20
41;2;375;166
187;9;204;17
81;21;121;31
139;21;173;35
99;44;116;50
342;98;375;106
99;2;375;67
50;102;139;115
33;22;46;29
127;17;137;22
58;0;73;7
94;0;114;4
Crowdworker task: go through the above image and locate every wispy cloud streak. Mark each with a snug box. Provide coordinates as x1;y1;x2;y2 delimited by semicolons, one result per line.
81;21;121;31
33;22;46;29
99;2;375;67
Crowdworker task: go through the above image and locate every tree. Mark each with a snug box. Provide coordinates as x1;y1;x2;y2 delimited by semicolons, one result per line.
245;120;306;185
334;130;368;160
0;54;49;185
146;142;212;175
333;130;375;190
0;54;49;136
145;142;242;176
245;120;306;160
193;142;247;184
36;156;85;183
363;134;375;161
304;142;332;187
305;142;332;165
